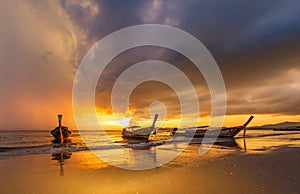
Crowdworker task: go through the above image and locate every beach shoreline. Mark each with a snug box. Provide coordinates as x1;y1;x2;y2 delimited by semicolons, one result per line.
0;144;299;194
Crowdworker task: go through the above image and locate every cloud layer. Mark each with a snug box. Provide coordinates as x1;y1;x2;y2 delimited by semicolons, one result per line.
0;0;299;129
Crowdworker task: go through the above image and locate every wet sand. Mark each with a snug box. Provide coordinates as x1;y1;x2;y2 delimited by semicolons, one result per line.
0;144;299;194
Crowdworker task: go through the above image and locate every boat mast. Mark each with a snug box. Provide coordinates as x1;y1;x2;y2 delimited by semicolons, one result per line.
58;114;63;144
243;115;254;137
151;114;159;133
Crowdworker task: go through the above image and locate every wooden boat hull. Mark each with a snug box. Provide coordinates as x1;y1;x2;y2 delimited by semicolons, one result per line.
51;126;72;143
121;114;159;141
51;138;72;144
185;126;244;138
121;128;150;139
183;116;254;138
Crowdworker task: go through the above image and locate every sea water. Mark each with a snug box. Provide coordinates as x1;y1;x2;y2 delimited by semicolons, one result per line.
0;129;172;159
0;129;299;160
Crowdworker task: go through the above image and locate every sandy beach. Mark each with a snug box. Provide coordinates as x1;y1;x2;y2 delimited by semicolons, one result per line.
0;135;299;194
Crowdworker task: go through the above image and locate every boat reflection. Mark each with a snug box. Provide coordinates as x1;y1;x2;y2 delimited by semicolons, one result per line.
189;138;240;147
243;138;247;152
189;137;248;152
123;137;149;145
48;137;248;172
120;137;247;169
51;144;72;176
123;146;158;169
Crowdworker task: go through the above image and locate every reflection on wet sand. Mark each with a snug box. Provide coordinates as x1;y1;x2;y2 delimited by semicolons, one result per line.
243;138;247;152
51;144;72;176
49;130;300;172
190;138;240;147
122;137;149;145
126;147;158;169
98;137;246;170
50;138;245;172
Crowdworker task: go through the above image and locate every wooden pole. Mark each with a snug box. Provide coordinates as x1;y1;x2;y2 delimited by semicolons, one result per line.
243;115;254;138
60;152;64;176
243;137;247;152
58;114;63;144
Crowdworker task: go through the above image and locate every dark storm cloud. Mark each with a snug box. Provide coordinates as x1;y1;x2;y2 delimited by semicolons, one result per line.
57;0;300;116
227;82;300;115
178;0;300;55
60;0;144;42
61;0;300;55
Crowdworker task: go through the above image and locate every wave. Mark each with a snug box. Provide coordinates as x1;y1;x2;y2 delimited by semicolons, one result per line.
0;144;52;152
0;140;171;158
235;132;300;139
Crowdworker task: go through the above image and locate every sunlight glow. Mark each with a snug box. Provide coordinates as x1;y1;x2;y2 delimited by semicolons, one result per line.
92;109;300;130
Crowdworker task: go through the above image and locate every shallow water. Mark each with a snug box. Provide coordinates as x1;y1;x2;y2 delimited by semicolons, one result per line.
0;130;300;170
0;129;299;161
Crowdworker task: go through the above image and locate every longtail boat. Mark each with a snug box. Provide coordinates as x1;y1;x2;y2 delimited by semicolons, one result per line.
51;114;71;143
122;114;159;140
179;116;254;138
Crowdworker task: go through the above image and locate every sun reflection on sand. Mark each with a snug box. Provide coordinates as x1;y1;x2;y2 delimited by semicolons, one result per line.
73;151;110;169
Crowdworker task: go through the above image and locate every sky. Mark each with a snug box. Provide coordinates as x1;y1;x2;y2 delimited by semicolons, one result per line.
0;0;299;130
